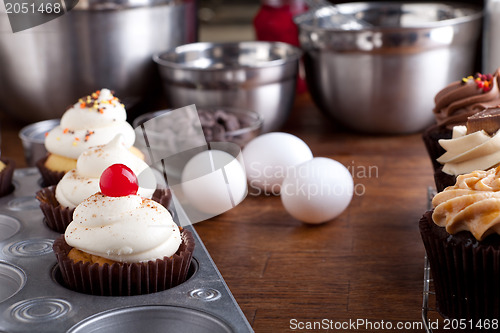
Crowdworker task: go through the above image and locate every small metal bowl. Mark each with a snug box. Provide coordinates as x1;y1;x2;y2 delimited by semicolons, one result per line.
19;119;60;167
153;41;302;133
133;107;263;148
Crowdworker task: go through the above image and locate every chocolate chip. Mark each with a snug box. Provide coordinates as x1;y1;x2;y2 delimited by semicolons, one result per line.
199;108;243;142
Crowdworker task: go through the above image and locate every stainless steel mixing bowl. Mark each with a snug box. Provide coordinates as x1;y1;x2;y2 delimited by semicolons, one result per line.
0;0;197;123
153;41;302;133
296;2;483;134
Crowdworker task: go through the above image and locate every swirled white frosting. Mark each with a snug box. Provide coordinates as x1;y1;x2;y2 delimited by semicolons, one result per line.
65;193;181;263
55;135;156;209
45;89;135;159
437;125;500;175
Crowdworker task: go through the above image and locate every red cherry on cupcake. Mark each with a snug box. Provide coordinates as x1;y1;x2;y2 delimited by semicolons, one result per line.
99;164;138;197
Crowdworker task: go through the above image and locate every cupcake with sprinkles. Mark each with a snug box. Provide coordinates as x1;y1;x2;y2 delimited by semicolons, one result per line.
52;164;194;296
422;68;500;191
37;89;143;186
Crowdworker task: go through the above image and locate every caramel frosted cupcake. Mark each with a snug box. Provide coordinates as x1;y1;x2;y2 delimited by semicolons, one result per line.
53;165;194;296
37;135;170;233
422;69;500;191
420;166;500;327
0;158;15;197
37;89;142;186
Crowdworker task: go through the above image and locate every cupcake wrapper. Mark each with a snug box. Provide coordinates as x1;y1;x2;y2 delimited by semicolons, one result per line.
433;166;457;193
36;155;66;187
422;125;458;192
152;188;172;210
420;211;500;327
0;158;15;197
36;186;74;233
52;229;195;296
422;124;451;172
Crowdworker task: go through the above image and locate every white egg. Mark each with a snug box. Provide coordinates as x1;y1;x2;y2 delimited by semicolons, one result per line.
243;132;313;195
281;157;353;224
181;150;247;216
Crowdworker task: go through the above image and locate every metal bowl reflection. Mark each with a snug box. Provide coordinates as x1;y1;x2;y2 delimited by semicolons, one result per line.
296;2;482;134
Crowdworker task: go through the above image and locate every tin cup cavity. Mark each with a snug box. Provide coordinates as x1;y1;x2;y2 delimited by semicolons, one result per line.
0;262;26;303
0;215;21;242
67;305;233;333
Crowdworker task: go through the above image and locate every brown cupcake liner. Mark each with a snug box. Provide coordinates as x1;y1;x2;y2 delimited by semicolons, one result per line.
36;155;66;187
0;158;15;197
419;211;500;328
52;228;195;296
152;187;172;210
36;186;74;233
433;166;457;193
421;124;451;172
422;124;462;192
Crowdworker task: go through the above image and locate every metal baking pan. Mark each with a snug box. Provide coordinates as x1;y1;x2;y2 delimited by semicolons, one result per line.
0;168;253;333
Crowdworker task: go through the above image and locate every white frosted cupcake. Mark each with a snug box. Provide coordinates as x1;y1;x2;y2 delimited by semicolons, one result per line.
37;135;170;233
52;165;194;296
37;89;142;185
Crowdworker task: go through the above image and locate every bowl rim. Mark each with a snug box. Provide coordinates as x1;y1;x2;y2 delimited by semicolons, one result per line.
133;106;264;137
19;119;61;144
295;2;483;33
152;41;302;71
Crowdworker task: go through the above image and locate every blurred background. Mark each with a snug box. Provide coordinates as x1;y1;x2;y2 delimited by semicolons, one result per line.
199;0;485;43
0;0;490;141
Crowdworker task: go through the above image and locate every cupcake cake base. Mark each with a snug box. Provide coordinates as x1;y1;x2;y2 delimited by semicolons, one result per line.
36;155;66;187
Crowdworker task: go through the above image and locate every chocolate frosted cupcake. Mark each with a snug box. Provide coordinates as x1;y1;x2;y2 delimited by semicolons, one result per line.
0;158;15;197
37;135;171;233
420;166;500;327
37;89;142;186
53;173;194;296
422;69;500;191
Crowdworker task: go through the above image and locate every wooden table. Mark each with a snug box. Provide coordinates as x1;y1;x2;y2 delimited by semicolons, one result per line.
1;93;436;332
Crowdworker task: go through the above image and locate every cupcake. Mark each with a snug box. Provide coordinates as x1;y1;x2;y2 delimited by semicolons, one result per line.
420;166;500;327
430;107;500;192
0;158;15;197
422;69;500;191
52;164;194;296
37;89;143;186
37;135;170;233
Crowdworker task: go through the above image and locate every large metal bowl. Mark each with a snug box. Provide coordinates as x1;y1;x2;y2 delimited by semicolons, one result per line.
296;2;483;134
0;0;197;123
153;41;302;133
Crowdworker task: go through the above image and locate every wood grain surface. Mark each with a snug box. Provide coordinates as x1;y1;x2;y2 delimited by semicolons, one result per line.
1;93;438;332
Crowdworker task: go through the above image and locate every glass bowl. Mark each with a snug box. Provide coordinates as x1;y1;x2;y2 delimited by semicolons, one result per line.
133;106;263;148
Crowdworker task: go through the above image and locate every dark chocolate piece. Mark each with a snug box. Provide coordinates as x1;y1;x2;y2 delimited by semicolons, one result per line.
466;107;500;135
198;108;243;142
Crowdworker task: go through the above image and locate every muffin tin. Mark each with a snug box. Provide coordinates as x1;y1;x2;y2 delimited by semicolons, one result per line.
0;168;253;333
